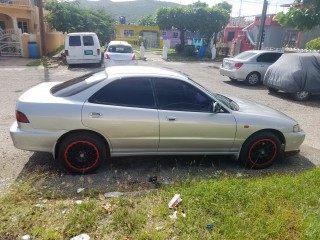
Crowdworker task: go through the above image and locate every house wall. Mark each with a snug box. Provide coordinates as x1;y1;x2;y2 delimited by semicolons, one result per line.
299;26;320;48
264;26;286;49
115;25;163;48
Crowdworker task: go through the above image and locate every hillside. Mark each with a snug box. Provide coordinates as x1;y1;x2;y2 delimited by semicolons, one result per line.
79;0;180;24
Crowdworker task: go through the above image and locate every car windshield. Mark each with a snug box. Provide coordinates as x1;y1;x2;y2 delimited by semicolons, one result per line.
51;70;107;97
188;78;239;111
233;51;256;60
108;45;133;53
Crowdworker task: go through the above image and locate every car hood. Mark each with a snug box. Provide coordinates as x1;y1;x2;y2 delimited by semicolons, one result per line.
227;96;297;124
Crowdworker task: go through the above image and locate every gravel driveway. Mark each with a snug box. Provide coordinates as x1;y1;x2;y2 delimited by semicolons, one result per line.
0;53;319;196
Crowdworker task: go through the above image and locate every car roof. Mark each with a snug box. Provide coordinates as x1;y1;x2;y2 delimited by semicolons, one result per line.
105;66;188;80
108;41;131;46
67;32;97;36
243;50;283;54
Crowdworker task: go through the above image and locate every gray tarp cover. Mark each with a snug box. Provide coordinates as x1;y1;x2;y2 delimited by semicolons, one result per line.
264;53;320;93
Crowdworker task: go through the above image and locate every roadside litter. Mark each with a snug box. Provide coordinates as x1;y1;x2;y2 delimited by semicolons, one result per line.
168;194;182;208
104;191;124;198
70;233;90;240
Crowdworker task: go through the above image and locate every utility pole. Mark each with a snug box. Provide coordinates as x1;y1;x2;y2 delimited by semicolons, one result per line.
38;0;46;56
255;0;268;50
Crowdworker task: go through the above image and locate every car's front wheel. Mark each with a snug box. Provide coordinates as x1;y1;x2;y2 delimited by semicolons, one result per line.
245;72;261;86
58;132;107;174
240;132;281;169
291;91;310;101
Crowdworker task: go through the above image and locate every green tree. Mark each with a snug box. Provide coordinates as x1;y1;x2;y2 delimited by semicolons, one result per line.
190;1;208;8
215;1;232;14
156;5;229;50
274;0;320;31
306;37;320;50
45;1;115;44
137;14;157;26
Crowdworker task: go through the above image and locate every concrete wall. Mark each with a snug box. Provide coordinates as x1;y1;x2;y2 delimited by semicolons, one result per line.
21;31;66;58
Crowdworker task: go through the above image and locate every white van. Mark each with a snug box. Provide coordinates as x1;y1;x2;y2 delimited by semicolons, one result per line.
64;32;101;65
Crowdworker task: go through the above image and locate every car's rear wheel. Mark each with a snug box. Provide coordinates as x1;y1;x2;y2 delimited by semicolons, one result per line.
291;91;310;101
240;132;281;169
268;87;279;93
245;72;261;86
58;132;107;174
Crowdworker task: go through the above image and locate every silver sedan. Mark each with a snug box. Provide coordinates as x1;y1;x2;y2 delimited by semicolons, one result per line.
10;66;305;174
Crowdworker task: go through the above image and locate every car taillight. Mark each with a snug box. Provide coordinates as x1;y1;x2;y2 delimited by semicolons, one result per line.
16;111;29;123
105;54;110;60
234;63;243;69
97;49;100;55
64;50;69;56
132;55;136;60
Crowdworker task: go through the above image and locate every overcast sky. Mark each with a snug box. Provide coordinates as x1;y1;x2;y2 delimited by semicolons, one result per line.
110;0;292;17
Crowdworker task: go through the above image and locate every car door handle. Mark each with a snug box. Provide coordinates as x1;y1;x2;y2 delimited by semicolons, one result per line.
166;116;176;121
89;112;102;118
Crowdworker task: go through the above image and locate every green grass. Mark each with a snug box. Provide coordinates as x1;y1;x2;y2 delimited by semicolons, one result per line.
26;59;49;67
1;168;320;239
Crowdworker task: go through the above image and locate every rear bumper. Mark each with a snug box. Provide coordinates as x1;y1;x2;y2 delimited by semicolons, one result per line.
104;60;138;67
219;67;247;81
10;121;64;153
66;57;101;65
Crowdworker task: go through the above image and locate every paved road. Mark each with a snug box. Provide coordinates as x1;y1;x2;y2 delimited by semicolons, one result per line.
0;53;319;195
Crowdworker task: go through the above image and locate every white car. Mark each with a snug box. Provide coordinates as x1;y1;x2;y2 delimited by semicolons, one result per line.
103;41;138;67
219;50;283;86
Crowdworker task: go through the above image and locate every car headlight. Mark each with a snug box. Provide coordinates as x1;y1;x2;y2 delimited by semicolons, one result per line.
293;124;301;132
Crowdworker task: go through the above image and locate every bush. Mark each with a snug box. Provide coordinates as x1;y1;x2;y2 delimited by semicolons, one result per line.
174;43;183;54
306;37;320;50
183;45;196;57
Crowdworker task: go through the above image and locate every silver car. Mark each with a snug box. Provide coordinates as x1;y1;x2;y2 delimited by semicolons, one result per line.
219;50;283;85
10;66;305;174
103;41;138;67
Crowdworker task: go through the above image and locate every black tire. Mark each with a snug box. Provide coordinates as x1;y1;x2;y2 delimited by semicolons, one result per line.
291;91;310;101
58;132;107;174
268;87;279;93
245;72;261;86
240;132;281;169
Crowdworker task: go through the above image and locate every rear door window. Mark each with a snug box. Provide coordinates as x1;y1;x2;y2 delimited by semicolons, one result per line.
69;36;81;46
83;36;94;46
257;53;282;63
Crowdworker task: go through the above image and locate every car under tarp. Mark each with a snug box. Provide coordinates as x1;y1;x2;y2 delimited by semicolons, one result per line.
264;53;320;93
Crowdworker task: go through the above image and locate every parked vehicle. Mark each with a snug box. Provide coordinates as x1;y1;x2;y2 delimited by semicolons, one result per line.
219;50;283;85
64;32;101;66
264;53;320;101
10;66;305;174
103;41;137;67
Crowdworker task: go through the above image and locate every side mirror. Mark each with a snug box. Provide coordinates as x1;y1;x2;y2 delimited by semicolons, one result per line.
212;102;222;113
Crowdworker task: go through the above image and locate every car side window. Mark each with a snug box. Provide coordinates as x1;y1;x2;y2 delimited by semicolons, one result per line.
83;36;94;46
89;78;156;108
153;78;212;112
257;53;282;63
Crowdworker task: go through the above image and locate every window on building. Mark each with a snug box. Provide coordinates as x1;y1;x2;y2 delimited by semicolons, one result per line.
18;21;28;33
162;31;167;36
124;30;134;37
227;31;235;41
173;32;179;39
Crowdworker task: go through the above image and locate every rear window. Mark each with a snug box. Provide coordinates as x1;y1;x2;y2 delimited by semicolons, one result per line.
107;45;133;53
69;36;81;46
83;36;94;46
51;71;107;97
234;52;256;60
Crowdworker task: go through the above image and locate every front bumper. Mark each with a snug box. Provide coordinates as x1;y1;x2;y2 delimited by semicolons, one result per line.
283;130;305;153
